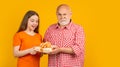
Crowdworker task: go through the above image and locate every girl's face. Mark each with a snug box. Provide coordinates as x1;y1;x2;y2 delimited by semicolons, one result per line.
27;15;39;31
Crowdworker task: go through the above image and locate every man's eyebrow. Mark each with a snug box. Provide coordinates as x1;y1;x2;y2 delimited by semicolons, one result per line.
57;13;61;14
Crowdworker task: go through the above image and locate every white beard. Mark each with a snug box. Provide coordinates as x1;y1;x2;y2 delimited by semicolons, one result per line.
58;20;70;26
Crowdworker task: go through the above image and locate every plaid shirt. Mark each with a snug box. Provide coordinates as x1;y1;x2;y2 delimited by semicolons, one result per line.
44;22;85;67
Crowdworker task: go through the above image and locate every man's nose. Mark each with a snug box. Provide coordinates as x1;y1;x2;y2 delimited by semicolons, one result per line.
61;15;65;19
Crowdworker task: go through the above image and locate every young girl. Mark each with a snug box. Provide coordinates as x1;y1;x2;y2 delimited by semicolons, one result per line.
13;10;42;67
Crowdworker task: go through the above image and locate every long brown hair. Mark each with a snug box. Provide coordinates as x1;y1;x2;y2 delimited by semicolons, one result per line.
17;10;40;33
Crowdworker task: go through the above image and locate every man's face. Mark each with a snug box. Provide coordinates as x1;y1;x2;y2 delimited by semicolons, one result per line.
56;7;72;26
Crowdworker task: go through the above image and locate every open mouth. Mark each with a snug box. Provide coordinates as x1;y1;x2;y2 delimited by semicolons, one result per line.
60;20;66;22
31;25;36;29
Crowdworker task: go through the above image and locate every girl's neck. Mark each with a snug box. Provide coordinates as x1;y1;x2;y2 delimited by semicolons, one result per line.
24;29;35;36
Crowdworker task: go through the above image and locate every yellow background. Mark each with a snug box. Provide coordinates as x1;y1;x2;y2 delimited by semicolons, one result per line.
0;0;120;67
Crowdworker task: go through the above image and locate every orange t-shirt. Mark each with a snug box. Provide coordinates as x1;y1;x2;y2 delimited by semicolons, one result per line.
13;31;42;67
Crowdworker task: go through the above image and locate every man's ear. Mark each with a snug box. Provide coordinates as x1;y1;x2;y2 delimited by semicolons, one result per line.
69;11;72;16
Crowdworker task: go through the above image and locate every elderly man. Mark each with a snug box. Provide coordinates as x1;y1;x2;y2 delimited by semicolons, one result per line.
44;4;85;67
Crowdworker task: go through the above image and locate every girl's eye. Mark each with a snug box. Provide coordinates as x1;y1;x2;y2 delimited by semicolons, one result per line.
30;19;34;22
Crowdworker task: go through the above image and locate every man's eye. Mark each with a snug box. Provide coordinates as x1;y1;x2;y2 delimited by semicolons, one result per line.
57;14;61;15
63;14;66;15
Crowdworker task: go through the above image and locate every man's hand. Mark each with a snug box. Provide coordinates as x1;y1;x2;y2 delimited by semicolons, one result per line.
49;45;61;54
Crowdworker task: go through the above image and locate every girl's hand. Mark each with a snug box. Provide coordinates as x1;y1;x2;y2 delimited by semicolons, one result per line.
29;48;37;55
33;46;42;52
